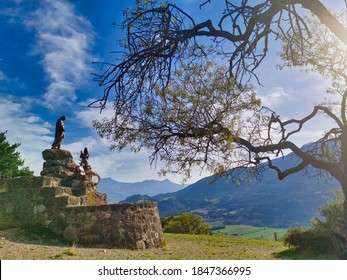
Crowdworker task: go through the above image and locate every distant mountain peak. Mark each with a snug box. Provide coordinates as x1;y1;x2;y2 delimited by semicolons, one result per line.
98;177;186;203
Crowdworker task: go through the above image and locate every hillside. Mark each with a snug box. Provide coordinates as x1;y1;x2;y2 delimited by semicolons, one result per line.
121;151;340;228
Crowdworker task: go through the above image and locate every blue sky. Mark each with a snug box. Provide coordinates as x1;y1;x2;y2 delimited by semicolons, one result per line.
0;0;344;184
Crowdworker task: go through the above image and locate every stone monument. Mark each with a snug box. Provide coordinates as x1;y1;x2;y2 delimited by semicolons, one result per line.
0;115;164;249
0;148;164;249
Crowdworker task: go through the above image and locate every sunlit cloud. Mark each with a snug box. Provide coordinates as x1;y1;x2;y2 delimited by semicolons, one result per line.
0;94;52;175
0;70;8;81
24;0;95;110
259;87;290;108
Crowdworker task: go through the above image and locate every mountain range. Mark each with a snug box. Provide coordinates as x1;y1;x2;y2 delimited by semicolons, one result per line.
114;150;341;228
97;178;186;202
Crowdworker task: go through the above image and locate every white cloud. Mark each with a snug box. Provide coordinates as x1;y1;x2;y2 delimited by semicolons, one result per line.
68;104;204;183
0;95;181;183
0;70;8;81
321;0;346;11
24;0;95;110
0;95;53;175
259;87;290;108
63;132;170;183
74;99;114;128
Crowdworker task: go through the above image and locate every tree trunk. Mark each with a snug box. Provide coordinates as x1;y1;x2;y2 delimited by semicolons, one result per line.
332;218;347;259
332;181;347;259
332;128;347;259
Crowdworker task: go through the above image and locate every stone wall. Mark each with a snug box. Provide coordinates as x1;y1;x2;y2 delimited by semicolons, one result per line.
0;149;163;249
63;203;163;249
0;176;69;226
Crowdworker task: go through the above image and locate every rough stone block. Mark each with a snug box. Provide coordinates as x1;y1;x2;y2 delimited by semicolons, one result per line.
41;176;61;187
43;158;77;169
42;149;73;160
39;186;72;197
44;196;81;208
71;188;87;196
41;167;75;178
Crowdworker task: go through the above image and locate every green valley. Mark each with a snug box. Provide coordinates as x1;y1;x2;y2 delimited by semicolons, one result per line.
212;225;287;241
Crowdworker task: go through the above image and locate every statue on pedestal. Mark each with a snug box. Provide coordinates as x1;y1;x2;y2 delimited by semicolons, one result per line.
76;147;92;175
51;116;66;149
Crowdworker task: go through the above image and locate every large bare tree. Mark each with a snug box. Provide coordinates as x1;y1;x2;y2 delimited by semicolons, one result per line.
92;0;347;258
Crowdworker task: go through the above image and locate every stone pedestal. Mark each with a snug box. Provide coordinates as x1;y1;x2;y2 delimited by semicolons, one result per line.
41;149;77;178
40;149;107;205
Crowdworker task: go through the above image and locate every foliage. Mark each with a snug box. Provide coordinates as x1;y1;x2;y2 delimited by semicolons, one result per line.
273;247;337;260
92;0;347;188
92;0;347;229
276;12;347;179
0;212;19;230
283;227;327;254
93;0;347;110
278;11;347;96
94;60;264;180
283;190;344;255
0;131;34;178
162;212;211;235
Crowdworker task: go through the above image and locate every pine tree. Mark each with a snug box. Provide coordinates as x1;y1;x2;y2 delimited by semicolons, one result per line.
0;131;34;178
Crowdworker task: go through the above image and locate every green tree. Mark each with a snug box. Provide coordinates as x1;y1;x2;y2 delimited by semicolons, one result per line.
91;0;347;191
92;0;347;257
0;131;34;178
93;60;263;180
284;190;344;255
163;212;210;235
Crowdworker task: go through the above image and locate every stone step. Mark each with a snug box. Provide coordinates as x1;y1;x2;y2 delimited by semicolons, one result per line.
39;186;73;197
41;176;61;187
4;176;61;190
44;195;82;208
41;167;75;178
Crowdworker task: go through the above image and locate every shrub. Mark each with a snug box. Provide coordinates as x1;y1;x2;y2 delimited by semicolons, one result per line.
283;190;344;254
283;227;333;254
163;212;211;235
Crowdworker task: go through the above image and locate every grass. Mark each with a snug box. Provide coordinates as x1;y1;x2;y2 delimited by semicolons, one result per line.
156;233;286;260
50;248;78;259
0;227;338;260
212;225;287;240
274;248;338;260
0;213;21;230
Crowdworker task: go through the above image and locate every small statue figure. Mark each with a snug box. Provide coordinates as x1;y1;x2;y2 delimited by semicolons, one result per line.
80;147;91;171
76;147;92;175
51;115;66;149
